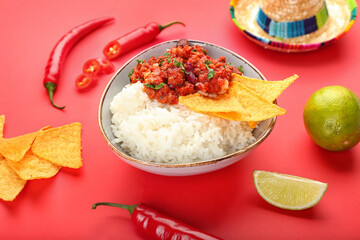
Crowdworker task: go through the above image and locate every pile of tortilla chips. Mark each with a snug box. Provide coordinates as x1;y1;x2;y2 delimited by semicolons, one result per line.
0;115;82;201
179;73;298;128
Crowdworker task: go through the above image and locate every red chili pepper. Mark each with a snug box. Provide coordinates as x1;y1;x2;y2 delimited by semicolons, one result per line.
92;202;222;240
103;21;185;60
43;17;114;109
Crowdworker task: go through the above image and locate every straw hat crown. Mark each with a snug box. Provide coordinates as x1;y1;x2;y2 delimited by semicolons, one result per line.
256;0;330;39
261;0;326;22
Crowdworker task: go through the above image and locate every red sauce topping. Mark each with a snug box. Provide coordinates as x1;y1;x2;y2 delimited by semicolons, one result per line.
129;40;242;104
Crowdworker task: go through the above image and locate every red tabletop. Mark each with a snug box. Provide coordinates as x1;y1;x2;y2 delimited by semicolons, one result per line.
1;0;359;239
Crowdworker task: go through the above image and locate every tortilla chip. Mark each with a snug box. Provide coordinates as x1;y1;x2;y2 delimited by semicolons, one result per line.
231;74;296;126
231;73;298;102
7;150;62;180
180;74;296;123
0;132;37;162
31;122;82;169
0;155;27;201
212;81;286;121
0;115;4;138
179;86;251;116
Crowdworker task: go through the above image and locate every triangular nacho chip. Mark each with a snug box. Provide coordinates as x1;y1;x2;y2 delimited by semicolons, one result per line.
31;122;82;169
8;150;62;180
212;81;286;121
0;155;27;201
180;74;296;123
179;83;252;116
231;73;298;102
0;132;37;162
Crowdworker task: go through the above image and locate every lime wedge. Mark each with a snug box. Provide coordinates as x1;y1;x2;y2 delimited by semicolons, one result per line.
253;170;328;210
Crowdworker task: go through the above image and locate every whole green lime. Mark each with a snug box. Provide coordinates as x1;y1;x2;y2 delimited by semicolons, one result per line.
303;86;360;151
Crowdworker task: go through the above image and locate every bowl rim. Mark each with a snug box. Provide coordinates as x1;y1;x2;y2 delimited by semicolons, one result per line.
98;39;277;168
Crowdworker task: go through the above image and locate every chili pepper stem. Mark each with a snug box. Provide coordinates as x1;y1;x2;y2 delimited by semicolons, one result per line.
92;202;138;215
158;21;185;31
44;82;65;110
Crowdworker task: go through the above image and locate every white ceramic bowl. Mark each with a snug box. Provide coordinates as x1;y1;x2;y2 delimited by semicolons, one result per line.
98;39;276;176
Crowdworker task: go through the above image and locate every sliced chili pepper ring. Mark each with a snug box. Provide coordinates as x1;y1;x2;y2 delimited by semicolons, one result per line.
75;74;95;90
98;58;115;74
83;59;102;76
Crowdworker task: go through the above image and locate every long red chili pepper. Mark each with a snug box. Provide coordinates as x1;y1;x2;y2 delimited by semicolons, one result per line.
92;202;222;240
43;17;114;109
103;21;185;60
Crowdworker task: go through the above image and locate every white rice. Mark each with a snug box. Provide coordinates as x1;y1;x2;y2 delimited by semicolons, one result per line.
110;82;256;164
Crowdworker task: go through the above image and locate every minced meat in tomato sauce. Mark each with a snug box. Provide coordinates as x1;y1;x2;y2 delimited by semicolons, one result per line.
129;39;243;104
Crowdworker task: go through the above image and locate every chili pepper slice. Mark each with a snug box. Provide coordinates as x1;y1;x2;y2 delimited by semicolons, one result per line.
83;59;102;76
82;58;115;76
43;17;114;109
75;73;96;90
103;21;185;60
92;202;222;240
98;58;115;74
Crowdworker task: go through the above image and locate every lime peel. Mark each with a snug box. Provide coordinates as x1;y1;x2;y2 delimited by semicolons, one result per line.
253;170;328;210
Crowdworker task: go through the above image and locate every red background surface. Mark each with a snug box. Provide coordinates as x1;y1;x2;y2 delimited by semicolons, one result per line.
0;0;359;239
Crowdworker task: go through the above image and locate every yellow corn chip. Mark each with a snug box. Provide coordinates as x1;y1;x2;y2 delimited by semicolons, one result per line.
7;150;62;180
179;86;250;116
232;74;297;127
31;122;82;169
0;115;4;138
231;73;298;102
0;155;27;201
180;74;296;123
0;132;37;162
212;81;286;121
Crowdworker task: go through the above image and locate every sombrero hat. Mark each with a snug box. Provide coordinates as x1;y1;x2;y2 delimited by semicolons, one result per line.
230;0;357;52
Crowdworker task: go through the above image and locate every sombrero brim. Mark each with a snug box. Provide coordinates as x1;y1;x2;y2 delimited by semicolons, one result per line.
230;0;357;52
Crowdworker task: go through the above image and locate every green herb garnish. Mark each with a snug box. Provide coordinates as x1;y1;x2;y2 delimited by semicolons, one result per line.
144;83;165;89
237;65;244;74
173;59;182;68
159;60;164;67
204;60;215;80
128;69;134;77
164;52;172;63
136;59;145;64
207;67;215;79
173;59;189;73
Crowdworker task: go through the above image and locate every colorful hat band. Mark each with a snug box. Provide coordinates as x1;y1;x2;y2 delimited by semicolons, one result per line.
256;3;329;39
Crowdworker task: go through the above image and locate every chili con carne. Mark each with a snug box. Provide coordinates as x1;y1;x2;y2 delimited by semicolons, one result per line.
92;202;222;240
129;40;242;105
103;21;185;60
43;17;114;109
